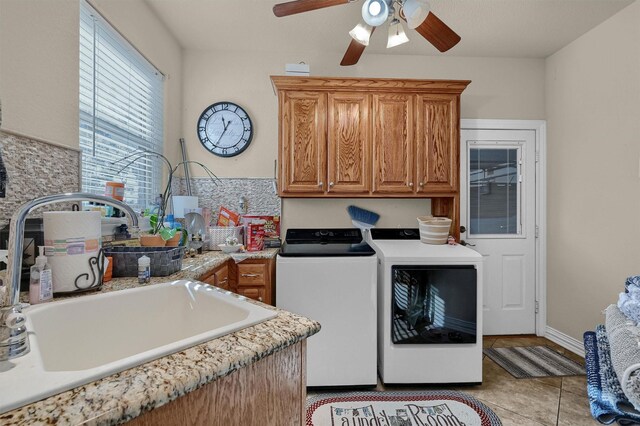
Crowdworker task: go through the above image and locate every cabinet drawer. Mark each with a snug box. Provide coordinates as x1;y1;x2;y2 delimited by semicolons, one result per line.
237;286;266;303
237;263;268;286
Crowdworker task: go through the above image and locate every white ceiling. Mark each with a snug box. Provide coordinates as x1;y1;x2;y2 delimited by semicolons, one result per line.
145;0;633;59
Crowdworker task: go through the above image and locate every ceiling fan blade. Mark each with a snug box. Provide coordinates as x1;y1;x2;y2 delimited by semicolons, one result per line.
340;39;367;66
340;27;375;66
273;0;350;17
411;12;461;52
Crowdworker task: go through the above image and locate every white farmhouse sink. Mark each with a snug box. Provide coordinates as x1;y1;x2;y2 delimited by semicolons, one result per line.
0;280;277;414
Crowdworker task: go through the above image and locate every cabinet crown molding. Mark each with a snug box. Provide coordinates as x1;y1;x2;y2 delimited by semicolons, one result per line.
271;75;471;94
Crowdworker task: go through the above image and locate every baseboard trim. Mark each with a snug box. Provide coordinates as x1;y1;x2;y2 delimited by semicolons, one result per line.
545;326;585;358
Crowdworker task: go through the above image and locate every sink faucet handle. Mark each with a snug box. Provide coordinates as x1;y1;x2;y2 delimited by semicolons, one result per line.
5;308;26;330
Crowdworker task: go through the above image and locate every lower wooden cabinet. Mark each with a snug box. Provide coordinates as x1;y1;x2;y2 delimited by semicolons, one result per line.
236;286;266;303
199;256;276;305
200;261;230;291
128;341;306;426
234;258;275;305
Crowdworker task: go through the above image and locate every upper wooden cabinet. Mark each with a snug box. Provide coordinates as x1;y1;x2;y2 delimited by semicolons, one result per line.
372;93;414;194
272;76;470;198
416;94;460;194
280;91;326;194
327;92;371;194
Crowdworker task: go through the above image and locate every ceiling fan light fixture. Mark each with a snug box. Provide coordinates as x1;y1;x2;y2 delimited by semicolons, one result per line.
362;0;389;27
349;22;373;46
387;18;409;48
402;0;430;29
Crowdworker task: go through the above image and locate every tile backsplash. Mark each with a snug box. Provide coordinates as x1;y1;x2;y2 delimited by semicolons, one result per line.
172;177;281;221
0;130;81;229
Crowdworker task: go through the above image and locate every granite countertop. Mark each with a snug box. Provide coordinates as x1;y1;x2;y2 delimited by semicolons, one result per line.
3;247;320;425
102;247;280;292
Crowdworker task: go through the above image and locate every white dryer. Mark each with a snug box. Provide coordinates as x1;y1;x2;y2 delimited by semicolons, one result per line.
367;228;483;384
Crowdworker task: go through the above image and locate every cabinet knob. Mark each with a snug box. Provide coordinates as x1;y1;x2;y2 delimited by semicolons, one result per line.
408;182;414;187
258;297;263;302
318;182;323;187
241;273;259;278
419;182;424;187
329;182;334;187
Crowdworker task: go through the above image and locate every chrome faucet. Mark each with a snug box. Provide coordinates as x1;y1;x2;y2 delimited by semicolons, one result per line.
0;192;139;361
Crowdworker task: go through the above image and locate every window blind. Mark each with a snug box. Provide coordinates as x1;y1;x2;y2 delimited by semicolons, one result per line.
79;0;164;212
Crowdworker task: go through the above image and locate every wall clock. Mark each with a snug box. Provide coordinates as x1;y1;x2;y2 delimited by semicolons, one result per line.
197;102;253;157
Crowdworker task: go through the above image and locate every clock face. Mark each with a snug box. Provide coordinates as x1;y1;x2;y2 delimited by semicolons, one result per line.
197;102;253;157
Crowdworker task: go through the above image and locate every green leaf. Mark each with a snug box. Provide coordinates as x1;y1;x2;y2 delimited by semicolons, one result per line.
159;227;176;241
149;214;158;230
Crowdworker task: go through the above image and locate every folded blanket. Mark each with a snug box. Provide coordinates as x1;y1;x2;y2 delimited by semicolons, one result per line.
618;288;640;325
626;371;640;415
626;275;640;290
584;328;640;425
605;304;640;403
596;325;640;414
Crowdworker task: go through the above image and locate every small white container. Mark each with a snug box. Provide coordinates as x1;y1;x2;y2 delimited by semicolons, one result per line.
417;216;452;245
217;244;242;254
138;255;150;283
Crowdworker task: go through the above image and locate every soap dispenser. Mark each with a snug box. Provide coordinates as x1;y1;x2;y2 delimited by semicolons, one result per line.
29;246;53;304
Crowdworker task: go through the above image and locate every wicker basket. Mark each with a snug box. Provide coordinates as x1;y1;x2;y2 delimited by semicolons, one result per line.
208;226;244;250
417;216;452;245
104;246;184;277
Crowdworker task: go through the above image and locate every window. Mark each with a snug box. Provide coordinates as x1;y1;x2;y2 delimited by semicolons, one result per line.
468;146;522;235
79;0;164;212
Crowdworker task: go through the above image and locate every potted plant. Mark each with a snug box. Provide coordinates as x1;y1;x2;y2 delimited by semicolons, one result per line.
112;149;220;246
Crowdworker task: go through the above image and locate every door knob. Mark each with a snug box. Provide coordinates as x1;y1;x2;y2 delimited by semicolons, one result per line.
460;225;466;233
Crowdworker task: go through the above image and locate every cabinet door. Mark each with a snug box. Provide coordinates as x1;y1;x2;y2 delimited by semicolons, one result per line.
416;94;458;193
279;91;327;194
372;94;414;194
236;286;266;303
327;92;371;194
213;263;230;290
200;262;230;290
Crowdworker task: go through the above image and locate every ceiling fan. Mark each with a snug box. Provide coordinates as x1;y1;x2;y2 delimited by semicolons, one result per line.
272;0;461;66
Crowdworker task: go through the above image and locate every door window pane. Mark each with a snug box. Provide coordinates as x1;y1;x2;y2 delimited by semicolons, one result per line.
469;148;519;235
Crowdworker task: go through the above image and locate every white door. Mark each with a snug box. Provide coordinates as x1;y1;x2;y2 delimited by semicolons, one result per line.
460;129;537;335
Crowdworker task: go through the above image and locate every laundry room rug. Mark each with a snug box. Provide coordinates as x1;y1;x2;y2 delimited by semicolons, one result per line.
483;345;586;379
306;390;502;426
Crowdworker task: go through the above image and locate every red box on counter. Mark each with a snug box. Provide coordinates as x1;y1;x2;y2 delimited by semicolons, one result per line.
246;222;265;252
240;215;280;238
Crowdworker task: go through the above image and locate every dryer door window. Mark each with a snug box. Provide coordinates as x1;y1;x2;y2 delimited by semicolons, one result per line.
391;265;477;344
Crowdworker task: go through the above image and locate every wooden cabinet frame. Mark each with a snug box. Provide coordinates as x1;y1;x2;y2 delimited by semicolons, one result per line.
271;76;470;240
272;76;470;199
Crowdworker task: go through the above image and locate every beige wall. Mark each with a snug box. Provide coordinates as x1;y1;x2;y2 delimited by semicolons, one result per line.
182;50;545;230
0;0;182;161
0;0;80;147
545;1;640;340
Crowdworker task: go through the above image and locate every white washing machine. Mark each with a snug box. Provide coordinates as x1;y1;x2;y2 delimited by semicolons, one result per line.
367;228;483;384
276;229;377;387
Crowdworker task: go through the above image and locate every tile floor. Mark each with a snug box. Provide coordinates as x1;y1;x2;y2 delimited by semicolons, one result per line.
314;336;598;426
